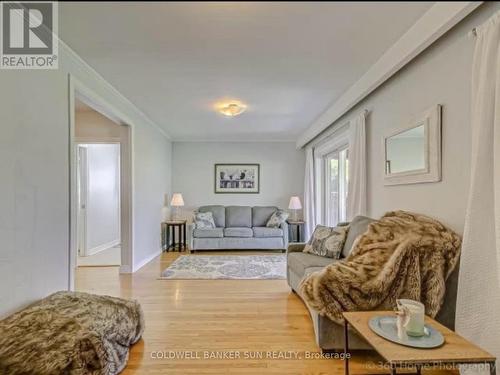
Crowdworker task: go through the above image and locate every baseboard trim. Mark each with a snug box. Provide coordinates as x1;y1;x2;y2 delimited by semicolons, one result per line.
133;250;161;272
83;239;120;257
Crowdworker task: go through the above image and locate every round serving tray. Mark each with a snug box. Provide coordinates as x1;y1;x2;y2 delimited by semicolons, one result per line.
368;316;444;349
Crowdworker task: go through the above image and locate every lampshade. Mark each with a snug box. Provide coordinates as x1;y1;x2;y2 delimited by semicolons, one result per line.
288;196;302;210
170;193;185;207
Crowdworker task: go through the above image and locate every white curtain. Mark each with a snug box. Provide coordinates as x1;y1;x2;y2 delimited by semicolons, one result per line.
456;11;500;375
303;146;316;240
346;111;367;220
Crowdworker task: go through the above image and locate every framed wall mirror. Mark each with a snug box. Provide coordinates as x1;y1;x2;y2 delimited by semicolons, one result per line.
383;105;441;186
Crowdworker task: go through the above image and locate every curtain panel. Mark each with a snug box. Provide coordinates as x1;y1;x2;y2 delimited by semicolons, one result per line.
346;111;367;220
456;11;500;375
303;146;316;240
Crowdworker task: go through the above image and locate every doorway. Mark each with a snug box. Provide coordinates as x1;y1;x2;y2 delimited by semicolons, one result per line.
69;75;134;290
76;143;121;267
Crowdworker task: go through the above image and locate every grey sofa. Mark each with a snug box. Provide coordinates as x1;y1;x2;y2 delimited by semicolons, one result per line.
188;205;288;251
287;215;460;351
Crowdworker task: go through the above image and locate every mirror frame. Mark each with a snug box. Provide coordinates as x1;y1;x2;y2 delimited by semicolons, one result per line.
383;105;441;186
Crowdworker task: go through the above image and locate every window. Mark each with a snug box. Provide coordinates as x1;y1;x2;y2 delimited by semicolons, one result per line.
313;125;350;228
324;147;349;226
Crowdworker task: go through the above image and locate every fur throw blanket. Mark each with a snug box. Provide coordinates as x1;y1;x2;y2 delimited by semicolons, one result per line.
299;211;461;324
0;291;144;375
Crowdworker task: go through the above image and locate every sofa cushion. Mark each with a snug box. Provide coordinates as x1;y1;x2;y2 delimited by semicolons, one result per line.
252;206;277;227
287;252;338;278
224;227;253;237
194;237;284;250
304;225;349;259
198;205;225;228
342;216;375;258
193;212;216;229
193;228;224;238
253;226;283;238
304;266;326;276
266;209;289;228
226;206;252;228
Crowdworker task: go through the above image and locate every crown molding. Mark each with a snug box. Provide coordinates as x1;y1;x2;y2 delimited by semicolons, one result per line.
7;3;171;140
296;1;482;149
59;39;172;140
172;138;297;143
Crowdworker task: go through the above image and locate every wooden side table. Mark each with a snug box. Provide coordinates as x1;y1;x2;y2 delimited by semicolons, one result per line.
287;221;305;243
161;220;187;252
343;311;496;375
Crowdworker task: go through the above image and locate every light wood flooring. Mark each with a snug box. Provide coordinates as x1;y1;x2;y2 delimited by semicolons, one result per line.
75;251;455;375
77;245;121;267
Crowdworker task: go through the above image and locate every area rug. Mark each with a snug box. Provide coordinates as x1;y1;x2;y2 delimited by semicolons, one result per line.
160;255;286;280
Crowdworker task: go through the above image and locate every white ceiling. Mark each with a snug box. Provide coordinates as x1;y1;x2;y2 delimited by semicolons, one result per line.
60;2;433;141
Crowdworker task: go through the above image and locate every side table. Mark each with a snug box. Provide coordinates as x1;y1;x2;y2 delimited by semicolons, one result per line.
343;311;495;375
287;220;305;243
161;220;187;252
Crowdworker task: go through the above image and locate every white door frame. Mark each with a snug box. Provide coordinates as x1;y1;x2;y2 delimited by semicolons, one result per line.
69;75;135;290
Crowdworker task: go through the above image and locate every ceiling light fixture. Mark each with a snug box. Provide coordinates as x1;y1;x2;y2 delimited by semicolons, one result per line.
217;101;247;117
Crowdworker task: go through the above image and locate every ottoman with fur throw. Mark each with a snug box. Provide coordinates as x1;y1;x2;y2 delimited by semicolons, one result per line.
0;291;144;375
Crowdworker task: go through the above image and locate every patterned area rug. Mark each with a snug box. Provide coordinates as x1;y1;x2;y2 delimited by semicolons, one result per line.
160;255;286;280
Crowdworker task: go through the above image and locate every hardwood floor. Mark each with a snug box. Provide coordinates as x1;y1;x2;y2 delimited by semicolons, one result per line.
75;251;452;375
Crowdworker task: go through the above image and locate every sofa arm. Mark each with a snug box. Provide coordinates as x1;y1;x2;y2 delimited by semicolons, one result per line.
280;221;289;249
187;223;195;250
287;242;306;253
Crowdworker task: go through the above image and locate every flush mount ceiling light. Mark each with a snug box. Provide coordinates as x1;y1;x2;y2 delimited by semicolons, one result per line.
216;101;247;117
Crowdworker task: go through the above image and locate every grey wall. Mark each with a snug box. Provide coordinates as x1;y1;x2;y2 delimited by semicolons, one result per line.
312;2;500;234
172;142;305;217
133;123;172;268
0;46;172;317
0;70;69;317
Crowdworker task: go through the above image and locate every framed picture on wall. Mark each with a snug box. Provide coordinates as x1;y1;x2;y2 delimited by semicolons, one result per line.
214;164;260;194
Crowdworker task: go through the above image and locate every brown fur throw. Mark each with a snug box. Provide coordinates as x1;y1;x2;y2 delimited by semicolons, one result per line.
299;211;461;324
0;291;144;375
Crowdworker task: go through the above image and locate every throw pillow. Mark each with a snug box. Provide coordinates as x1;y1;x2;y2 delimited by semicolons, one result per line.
303;225;349;259
266;209;289;228
194;212;216;229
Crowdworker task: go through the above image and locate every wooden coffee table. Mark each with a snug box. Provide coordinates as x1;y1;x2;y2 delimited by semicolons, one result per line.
343;311;496;375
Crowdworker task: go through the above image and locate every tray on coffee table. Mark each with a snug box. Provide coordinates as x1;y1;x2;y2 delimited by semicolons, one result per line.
368;315;444;348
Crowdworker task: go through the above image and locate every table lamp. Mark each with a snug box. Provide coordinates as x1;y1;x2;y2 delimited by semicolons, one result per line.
288;196;302;222
170;193;184;220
